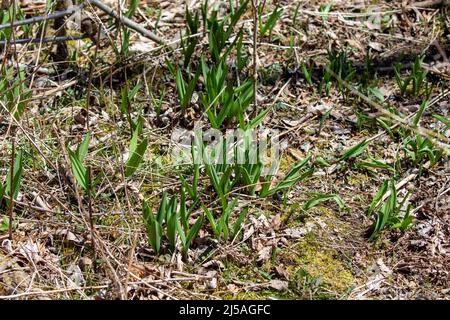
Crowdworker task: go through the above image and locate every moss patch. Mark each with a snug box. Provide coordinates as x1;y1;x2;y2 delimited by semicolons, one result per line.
288;235;354;293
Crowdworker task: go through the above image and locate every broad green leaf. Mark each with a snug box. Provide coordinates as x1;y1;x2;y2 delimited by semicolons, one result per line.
369;87;385;102
125;0;139;17
120;87;129;115
315;156;331;167
165;58;176;76
248;108;269;129
166;198;178;249
220;198;237;240
433;114;450;128
0;216;9;232
339;140;369;162
5;149;23;201
368;180;389;217
413;100;428;127
143;201;162;253
201;204;219;238
185;215;203;249
181;68;201;110
128;81;142;101
68;149;88;190
76;132;91;162
0;184;4;203
125;138;148;177
232;208;248;238
267;156;312;195
303;193;345;211
357;159;395;172
156;192;168;224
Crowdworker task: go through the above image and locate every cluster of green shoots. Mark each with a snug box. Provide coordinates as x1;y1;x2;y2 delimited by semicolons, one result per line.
367;180;413;241
138;0;312;256
292;40;446;240
142;134;315;256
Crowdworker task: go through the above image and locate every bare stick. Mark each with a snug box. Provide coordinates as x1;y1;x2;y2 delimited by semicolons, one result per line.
0;0;165;45
85;27;102;132
0;35;86;46
411;0;450;8
87;0;166;45
251;0;258;114
87;166;97;272
8;135;15;241
0;3;86;31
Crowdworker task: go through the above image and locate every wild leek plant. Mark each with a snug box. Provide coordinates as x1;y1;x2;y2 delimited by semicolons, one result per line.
180;133;202;201
142;189;203;256
319;2;333;22
166;59;201;112
367;180;413;241
0;66;31;120
235;30;248;73
201;198;248;241
326;51;356;99
205;162;235;210
200;57;255;128
0;149;23;208
394;56;429;96
120;81;141;131
181;6;200;69
403;134;443;169
301;63;314;87
338;140;370;162
259;155;313;197
205;0;249;63
259;6;283;38
356;157;395;173
200;136;314;199
67;132;91;191
303;193;345;211
125;117;148;178
150;88;166;123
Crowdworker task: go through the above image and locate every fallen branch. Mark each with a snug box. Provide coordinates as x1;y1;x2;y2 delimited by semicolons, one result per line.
381;162;431;203
0;3;86;31
87;0;166;45
0;35;86;45
0;0;166;45
410;0;450;8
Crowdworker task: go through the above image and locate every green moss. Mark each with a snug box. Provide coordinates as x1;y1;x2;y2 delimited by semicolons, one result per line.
278;153;298;173
289;235;354;293
221;289;294;300
347;172;370;186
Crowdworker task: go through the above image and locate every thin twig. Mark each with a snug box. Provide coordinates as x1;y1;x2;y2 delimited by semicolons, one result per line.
251;0;258;114
0;3;86;31
87;0;166;45
87;166;97;273
0;285;109;299
0;35;86;46
0;101;58;172
85;26;102;132
411;0;450;8
8;134;15;241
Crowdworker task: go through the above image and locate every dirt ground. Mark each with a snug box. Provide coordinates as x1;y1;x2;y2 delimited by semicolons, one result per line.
0;0;449;299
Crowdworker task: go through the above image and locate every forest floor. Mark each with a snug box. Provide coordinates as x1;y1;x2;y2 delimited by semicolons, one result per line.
0;0;449;300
